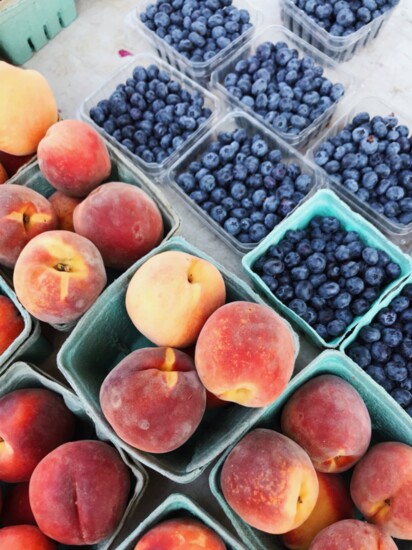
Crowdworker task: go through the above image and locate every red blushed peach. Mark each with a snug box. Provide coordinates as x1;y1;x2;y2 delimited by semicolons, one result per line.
29;440;130;545
48;191;82;231
134;518;226;549
13;230;107;324
1;482;36;526
37;120;111;197
195;301;295;408
100;347;206;453
0;163;8;184
350;441;412;540
0;184;57;268
221;429;319;534
309;519;398;550
0;388;75;482
282;472;355;550
0;525;56;550
281;375;371;473
0;295;25;355
126;251;226;348
73;182;164;269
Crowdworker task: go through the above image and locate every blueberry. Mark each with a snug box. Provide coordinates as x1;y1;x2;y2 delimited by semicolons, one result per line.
223;217;241;236
391;389;412;408
306;252;327;273
348;344;372;368
346;277;365;295
366;365;386;384
371;341;391;363
295;280;313;301
319;281;340;298
289;298;307;317
210;205;227;223
364;266;385;286
327;319;346;337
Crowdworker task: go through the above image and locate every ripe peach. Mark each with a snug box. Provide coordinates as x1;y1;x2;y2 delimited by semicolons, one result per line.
221;429;319;534
29;440;130;545
0;388;75;482
73;182;164;269
48;191;82;231
0;184;57;268
0;163;8;184
309;519;398;550
350;441;412;540
195;301;295;407
282;472;355;550
0;295;25;355
281;375;372;472
100;347;206;453
1;482;36;526
126;251;226;348
0;525;56;550
37;119;111;197
13;230;107;324
134;518;226;549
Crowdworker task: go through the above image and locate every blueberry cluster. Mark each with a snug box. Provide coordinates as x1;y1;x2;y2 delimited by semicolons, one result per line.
314;112;412;226
252;215;401;341
347;284;412;416
292;0;399;37
89;64;212;165
176;129;314;245
139;0;253;63
222;41;345;136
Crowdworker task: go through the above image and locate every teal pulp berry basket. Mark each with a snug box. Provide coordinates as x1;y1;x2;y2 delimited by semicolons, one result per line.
116;493;246;550
242;189;412;349
57;236;299;483
0;0;77;65
209;350;412;550
0;361;148;550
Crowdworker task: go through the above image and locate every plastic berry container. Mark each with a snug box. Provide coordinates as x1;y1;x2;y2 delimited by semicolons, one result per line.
307;96;412;254
125;0;263;86
79;53;220;180
210;24;354;150
279;0;400;63
167;110;323;255
57;236;299;484
242;189;412;349
209;349;412;550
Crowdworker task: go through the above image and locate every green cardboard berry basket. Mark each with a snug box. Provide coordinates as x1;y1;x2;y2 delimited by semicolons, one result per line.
115;493;246;550
242;189;412;349
0;361;148;550
6;142;181;332
57;236;299;483
209;350;412;550
0;0;77;65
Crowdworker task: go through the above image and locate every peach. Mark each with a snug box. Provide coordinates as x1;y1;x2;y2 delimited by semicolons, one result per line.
0;295;25;355
1;482;36;526
0;388;75;482
0;184;58;268
0;525;56;550
126;251;226;348
309;519;398;550
37;119;111;197
282;472;355;550
73;182;164;269
13;230;107;324
0;162;8;184
350;441;412;540
281;375;372;473
29;440;130;545
195;301;295;407
221;429;319;534
48;191;82;231
134;518;226;549
100;347;206;453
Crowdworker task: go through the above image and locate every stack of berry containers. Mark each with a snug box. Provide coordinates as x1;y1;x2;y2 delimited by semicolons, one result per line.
280;0;401;63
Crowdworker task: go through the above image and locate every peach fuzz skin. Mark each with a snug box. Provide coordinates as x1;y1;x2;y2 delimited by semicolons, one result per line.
350;441;412;540
0;295;25;355
0;184;57;268
282;472;355;550
281;375;372;473
29;440;130;545
13;230;107;324
309;519;397;550
134;518;226;549
0;525;56;550
73;182;164;269
48;191;82;231
100;347;206;453
1;482;36;526
126;251;226;348
195;301;295;407
0;388;75;483
221;429;319;534
37;119;111;197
